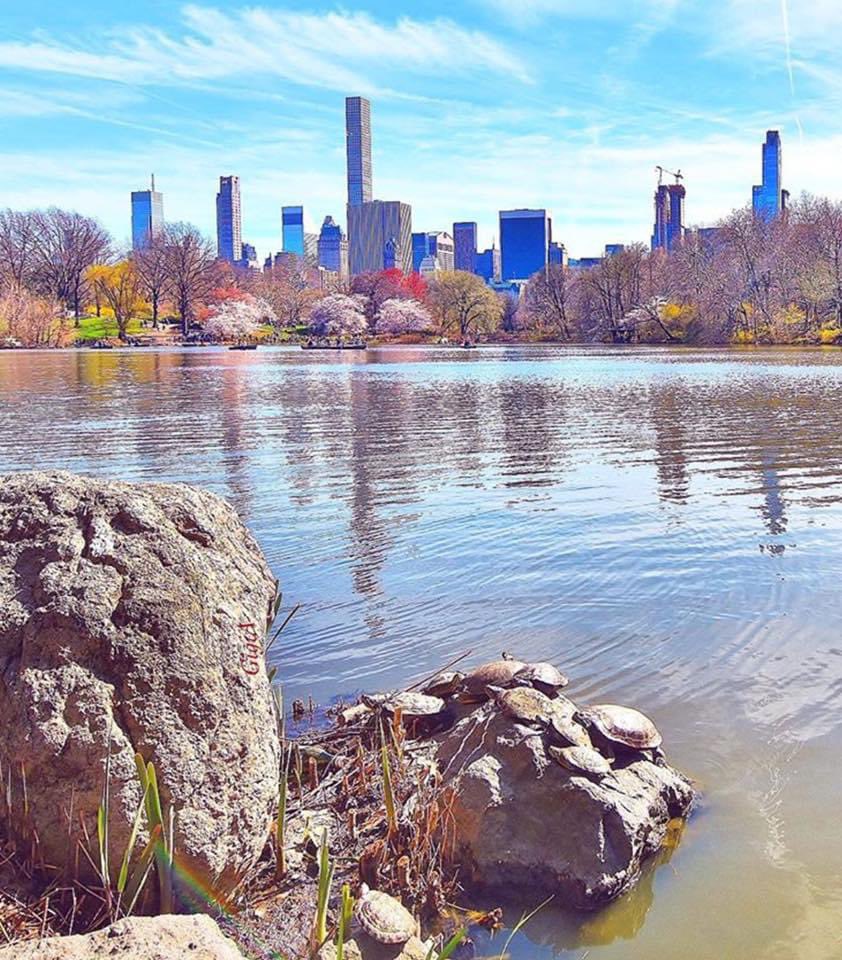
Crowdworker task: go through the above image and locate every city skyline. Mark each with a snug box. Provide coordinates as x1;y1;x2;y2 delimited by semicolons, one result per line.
2;2;839;257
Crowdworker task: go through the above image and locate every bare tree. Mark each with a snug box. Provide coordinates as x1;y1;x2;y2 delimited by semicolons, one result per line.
0;209;38;290
163;223;217;336
134;235;170;328
29;208;110;321
522;264;575;339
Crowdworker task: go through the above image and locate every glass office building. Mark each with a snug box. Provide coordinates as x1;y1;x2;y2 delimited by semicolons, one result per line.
216;175;242;263
130;177;164;250
499;209;550;281
282;206;305;257
345;96;373;208
453;222;478;273
752;130;785;222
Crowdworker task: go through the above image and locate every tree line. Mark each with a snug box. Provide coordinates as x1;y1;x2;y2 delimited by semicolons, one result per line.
5;195;842;347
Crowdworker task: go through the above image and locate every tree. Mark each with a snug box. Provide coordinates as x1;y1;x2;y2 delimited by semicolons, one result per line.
29;208;110;321
0;209;38;290
376;297;433;335
0;287;69;347
522;264;575;339
164;223;217;336
251;261;320;328
204;298;274;342
86;260;144;340
309;294;368;338
427;271;503;339
134;236;170;328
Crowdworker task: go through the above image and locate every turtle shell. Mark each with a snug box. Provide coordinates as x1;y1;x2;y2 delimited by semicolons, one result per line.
547;712;592;748
383;692;446;717
549;745;611;777
514;661;569;694
356;888;417;944
581;704;662;750
461;659;527;701
422;671;465;698
497;686;553;724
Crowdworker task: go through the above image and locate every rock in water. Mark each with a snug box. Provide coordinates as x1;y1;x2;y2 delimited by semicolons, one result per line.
0;915;244;959
435;702;695;909
0;471;280;899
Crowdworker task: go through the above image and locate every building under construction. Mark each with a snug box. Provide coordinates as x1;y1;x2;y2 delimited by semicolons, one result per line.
651;167;685;252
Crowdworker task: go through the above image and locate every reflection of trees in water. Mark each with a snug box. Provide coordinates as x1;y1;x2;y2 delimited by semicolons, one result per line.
218;361;252;514
648;381;690;506
497;378;567;488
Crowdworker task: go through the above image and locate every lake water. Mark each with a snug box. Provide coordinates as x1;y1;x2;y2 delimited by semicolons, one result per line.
2;344;842;959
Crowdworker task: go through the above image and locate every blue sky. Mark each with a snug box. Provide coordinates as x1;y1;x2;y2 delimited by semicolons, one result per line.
1;0;838;258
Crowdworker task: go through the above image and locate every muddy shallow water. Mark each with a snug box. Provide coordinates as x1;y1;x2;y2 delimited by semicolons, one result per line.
2;343;842;959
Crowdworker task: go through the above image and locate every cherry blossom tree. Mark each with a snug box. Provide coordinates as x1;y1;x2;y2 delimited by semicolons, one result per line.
309;294;368;338
203;298;275;341
376;297;433;335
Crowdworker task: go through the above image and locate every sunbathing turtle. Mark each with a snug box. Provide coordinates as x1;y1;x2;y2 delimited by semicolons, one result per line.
460;658;527;702
356;886;418;944
422;670;465;698
549;745;611;778
514;661;569;696
547;711;592;748
382;691;446;717
577;704;663;752
496;686;554;725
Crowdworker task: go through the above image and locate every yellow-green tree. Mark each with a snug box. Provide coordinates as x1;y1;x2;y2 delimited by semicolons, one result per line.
86;260;144;340
427;270;503;340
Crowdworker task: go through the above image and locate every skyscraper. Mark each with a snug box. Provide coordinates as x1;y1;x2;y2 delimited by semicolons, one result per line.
347;200;412;274
651;183;685;252
216;175;242;263
346;96;373;207
317;216;349;278
475;245;500;282
130;175;164;250
453;222;478;273
411;232;454;272
282;205;305;256
499;209;550;281
752;130;785;221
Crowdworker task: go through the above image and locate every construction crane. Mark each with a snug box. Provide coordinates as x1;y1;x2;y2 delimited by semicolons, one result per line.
655;165;684;186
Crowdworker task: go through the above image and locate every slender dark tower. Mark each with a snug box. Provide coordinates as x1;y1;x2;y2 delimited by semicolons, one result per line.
345;96;373;207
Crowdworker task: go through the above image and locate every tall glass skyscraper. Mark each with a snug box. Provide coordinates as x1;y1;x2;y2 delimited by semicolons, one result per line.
216;175;242;263
752;130;785;221
347;200;412;274
345;96;373;208
453;222;478;273
282;206;305;256
130;175;164;250
499;209;550;281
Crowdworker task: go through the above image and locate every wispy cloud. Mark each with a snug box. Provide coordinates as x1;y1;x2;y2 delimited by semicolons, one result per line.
0;6;532;92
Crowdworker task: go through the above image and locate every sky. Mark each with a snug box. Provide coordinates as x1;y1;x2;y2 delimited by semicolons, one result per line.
2;0;842;258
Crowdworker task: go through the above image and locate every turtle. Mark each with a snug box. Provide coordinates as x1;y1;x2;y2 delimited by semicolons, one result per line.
382;691;446;717
496;686;553;725
576;704;663;752
422;670;465;698
355;886;418;944
547;711;592;748
460;659;527;702
514;661;569;696
549;745;612;778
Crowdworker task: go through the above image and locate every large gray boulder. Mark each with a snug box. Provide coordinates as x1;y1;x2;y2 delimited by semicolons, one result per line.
0;915;244;959
0;471;280;898
435;702;694;909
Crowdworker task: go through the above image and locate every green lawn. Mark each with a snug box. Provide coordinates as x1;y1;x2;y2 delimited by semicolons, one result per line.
75;315;146;341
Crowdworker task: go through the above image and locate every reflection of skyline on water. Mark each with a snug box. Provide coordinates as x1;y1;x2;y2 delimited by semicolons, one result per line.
4;346;842;959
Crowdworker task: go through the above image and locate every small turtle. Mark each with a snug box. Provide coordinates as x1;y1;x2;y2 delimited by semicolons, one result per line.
356;886;418;944
382;691;446;717
549;745;611;777
547;711;592;748
422;670;465;698
496;686;553;725
514;661;569;696
460;659;527;702
577;704;663;751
